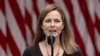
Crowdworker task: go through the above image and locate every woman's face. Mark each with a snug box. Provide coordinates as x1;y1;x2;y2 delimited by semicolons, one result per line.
42;10;64;38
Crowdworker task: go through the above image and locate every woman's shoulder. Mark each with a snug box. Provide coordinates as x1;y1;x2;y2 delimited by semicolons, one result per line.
25;44;38;52
63;46;82;56
73;46;83;56
23;44;40;56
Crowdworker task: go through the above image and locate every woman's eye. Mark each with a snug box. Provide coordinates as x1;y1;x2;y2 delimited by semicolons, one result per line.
55;19;61;22
44;19;61;23
44;19;51;22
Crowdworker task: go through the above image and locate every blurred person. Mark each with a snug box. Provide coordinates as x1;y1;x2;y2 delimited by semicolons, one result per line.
23;4;82;56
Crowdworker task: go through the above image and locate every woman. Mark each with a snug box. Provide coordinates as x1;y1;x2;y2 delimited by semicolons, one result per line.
23;4;82;56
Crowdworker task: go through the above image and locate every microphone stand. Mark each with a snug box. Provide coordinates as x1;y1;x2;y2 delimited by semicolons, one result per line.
51;41;54;56
47;33;55;56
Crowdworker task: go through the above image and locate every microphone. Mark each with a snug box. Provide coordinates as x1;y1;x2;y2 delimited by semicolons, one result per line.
47;32;55;56
47;32;55;46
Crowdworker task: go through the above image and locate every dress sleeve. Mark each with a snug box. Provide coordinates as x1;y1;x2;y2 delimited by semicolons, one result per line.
23;47;31;56
22;44;43;56
73;47;83;56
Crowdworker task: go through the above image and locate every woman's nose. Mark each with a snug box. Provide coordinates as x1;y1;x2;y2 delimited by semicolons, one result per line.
50;21;55;27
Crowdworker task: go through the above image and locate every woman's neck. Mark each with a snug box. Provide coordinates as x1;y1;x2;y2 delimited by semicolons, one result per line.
45;36;60;46
39;37;64;56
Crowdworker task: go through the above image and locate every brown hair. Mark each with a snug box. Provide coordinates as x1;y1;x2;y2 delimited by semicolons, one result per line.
33;4;77;54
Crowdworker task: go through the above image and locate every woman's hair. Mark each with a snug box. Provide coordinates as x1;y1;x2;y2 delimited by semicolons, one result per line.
33;4;77;54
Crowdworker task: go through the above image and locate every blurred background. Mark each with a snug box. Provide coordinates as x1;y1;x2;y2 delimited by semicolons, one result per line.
0;0;100;56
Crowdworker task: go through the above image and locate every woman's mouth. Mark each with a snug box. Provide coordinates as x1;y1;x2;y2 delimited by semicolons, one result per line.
49;30;57;33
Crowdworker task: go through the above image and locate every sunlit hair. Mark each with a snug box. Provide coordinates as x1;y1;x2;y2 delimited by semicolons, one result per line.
33;4;77;54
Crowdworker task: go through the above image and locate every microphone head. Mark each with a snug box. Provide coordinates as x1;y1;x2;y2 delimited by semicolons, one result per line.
47;33;55;45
